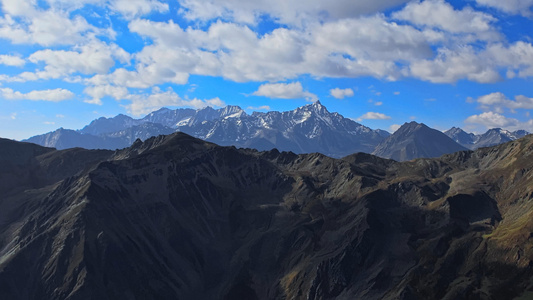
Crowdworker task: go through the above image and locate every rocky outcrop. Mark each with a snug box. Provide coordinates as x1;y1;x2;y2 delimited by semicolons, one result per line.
2;133;533;299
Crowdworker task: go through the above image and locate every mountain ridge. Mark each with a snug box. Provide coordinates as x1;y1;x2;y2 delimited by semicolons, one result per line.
2;132;533;299
373;121;468;161
25;102;388;158
445;127;529;150
23;102;530;160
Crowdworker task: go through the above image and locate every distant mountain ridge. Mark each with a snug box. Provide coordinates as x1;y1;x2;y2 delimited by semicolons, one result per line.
25;101;389;158
444;127;530;150
23;102;530;160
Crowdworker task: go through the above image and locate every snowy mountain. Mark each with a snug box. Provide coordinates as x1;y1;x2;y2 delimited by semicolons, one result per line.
179;101;387;157
444;127;530;150
25;101;388;157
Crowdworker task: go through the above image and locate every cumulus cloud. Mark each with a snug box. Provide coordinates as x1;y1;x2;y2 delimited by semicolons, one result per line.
465;111;520;129
0;87;74;102
252;82;317;101
83;85;129;105
356;112;391;121
0;7;108;46
330;88;354;99
474;92;533;113
393;0;500;41
486;42;533;78
475;0;533;16
0;54;25;67
389;124;401;132
178;0;409;26
126;15;439;84
25;41;129;79
1;0;533;114
111;0;169;19
409;47;501;83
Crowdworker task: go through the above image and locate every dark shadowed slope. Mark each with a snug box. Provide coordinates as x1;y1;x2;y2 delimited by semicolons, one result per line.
373;121;468;161
2;132;533;299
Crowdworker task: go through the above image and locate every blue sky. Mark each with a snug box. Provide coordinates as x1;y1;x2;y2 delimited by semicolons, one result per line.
1;0;533;140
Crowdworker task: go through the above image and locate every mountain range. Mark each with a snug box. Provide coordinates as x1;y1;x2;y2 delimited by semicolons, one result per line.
2;131;533;299
444;127;530;150
24;101;529;161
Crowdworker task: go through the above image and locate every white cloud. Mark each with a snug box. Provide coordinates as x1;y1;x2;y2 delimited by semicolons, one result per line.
111;0;169;19
486;42;533;78
87;67;190;89
127;16;433;84
1;0;532;107
0;87;74;102
25;41;128;81
393;0;500;40
0;9;106;46
465;111;520;129
252;82;317;101
0;54;24;66
389;124;401;132
178;0;409;26
475;0;533;16
330;87;354;99
1;0;38;17
124;87;226;116
374;101;383;106
474;92;533;113
83;85;129;105
410;47;501;83
357;112;391;121
122;10;532;86
312;15;433;66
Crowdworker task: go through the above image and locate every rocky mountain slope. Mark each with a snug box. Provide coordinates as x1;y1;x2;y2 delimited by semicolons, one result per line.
373;121;468;161
24;102;387;158
2;132;533;299
445;127;529;150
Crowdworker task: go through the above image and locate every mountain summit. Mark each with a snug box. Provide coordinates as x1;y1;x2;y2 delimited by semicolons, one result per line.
25;102;388;158
373;121;468;161
445;127;530;150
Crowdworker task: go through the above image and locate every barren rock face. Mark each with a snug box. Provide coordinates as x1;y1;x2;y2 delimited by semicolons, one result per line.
1;133;533;299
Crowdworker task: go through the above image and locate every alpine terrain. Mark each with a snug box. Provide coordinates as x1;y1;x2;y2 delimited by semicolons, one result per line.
445;127;530;150
373;122;468;161
1;132;533;299
25;101;388;158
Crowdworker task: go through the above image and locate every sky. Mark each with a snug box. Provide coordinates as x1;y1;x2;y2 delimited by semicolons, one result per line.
1;0;533;140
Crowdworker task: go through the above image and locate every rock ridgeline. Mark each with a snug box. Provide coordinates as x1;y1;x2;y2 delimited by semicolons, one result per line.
1;132;533;299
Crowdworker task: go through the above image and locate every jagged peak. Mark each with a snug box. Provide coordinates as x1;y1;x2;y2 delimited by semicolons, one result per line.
297;100;330;115
198;106;216;112
399;121;425;130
